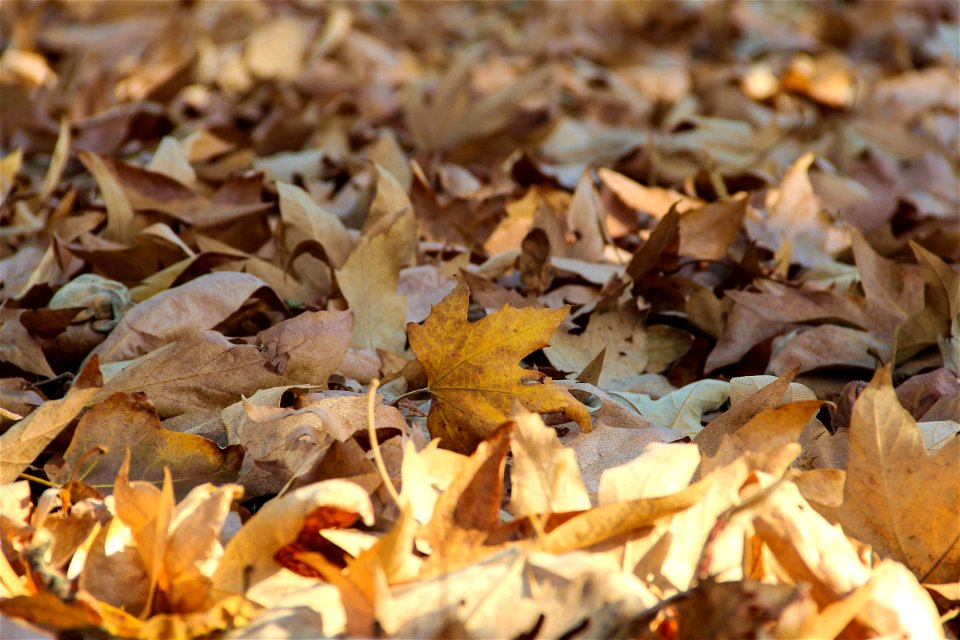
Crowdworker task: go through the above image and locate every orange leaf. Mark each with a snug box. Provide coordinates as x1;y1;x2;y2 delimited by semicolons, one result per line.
408;277;590;453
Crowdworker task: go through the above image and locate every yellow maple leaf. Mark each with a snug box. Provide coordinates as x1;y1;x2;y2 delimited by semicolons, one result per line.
408;278;590;453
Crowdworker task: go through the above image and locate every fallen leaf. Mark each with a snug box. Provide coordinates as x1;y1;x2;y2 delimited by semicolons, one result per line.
838;366;960;583
93;330;293;418
212;480;374;599
536;477;711;554
78;151;135;245
0;310;57;378
408;277;590;453
678;197;747;260
700;401;820;476
508;409;590;518
745;153;850;267
694;368;798;459
112;451;174;616
90;272;272;363
612;379;730;436
337;214;414;354
256;310;352;383
0;357;102;484
754;481;943;638
54;392;243;499
598;442;701;504
545;308;692;388
277;182;354;269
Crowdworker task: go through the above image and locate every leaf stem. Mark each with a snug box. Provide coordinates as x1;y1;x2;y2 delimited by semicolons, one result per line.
18;473;58;488
368;379;402;508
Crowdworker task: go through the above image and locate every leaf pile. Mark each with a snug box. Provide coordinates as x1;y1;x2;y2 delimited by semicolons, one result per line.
1;1;958;638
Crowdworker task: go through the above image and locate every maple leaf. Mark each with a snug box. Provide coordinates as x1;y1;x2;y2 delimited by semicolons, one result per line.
408;277;590;453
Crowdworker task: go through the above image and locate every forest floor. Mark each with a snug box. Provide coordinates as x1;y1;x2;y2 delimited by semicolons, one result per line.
1;1;958;638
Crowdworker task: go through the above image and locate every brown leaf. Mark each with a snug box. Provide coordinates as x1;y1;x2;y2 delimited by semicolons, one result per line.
678;197;747;260
77;151;135;245
256;310;352;383
700;400;820;476
337;214;414;354
91;272;272;363
546;308;693;388
93;330;293;418
0;357;103;484
54;392;242;499
0;310;56;378
754;482;943;638
626;205;680;284
838;366;960;583
508;409;590;518
695;367;798;458
535;476;712;554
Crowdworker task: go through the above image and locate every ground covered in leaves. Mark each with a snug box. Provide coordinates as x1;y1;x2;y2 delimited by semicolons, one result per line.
1;1;959;638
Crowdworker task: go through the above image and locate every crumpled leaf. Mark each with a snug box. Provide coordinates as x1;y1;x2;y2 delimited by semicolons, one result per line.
212;479;374;599
838;366;960;583
408;277;590;453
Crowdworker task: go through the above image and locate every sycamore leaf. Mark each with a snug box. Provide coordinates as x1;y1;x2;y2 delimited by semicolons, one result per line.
408;278;590;453
256;310;352;383
838;366;960;583
694;368;800;458
536;477;712;554
164;482;244;614
754;482;943;639
113;451;174;617
745;153;850;267
78;151;135;245
544;308;692;387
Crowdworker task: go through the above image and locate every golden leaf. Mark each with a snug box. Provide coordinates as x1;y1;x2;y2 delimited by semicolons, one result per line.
408;277;590;453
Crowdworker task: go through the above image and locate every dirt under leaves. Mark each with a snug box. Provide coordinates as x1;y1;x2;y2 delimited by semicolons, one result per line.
1;1;958;638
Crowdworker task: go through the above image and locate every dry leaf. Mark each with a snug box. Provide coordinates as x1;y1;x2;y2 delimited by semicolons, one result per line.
212;480;373;599
256;310;352;383
0;358;102;484
93;330;293;418
54;392;243;499
337;214;414;354
409;277;590;453
508;409;590;518
838;366;960;583
91;272;271;363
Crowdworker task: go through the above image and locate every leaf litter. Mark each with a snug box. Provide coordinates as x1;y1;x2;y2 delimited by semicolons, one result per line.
0;1;958;638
